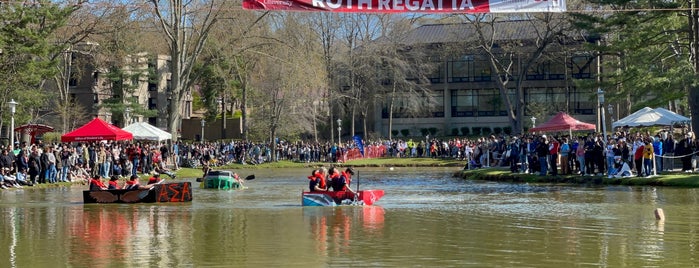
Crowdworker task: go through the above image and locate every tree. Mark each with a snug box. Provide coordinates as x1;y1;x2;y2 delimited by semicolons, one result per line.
453;14;576;134
147;0;225;140
0;1;85;136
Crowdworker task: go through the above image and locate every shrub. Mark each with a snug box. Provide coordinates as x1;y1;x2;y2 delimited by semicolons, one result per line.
401;129;410;137
503;127;512;134
493;127;502;134
472;127;482;136
420;128;429;137
428;127;438;136
461;127;470;136
391;130;399;137
451;128;459;136
482;127;492;135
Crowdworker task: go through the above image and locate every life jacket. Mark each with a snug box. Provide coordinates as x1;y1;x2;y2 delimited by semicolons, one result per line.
333;171;352;191
108;180;120;190
124;180;138;190
89;179;106;191
315;173;327;189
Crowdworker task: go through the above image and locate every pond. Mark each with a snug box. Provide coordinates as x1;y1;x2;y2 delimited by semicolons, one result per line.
1;167;698;267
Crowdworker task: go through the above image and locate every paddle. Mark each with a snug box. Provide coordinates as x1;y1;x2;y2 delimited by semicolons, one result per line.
244;174;255;180
138;178;166;199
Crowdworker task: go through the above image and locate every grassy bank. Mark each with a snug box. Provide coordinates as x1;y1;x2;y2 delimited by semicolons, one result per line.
457;167;699;187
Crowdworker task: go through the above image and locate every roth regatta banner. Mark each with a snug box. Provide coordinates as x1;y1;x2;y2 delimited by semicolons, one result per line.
242;0;565;13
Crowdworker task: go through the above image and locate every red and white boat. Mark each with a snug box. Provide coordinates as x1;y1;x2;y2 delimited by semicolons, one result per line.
302;189;384;206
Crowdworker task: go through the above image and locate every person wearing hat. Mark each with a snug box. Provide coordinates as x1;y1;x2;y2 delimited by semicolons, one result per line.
331;167;356;195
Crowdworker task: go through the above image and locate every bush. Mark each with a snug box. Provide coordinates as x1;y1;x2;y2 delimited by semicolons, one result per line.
451;128;459;136
493;127;502;134
42;132;61;143
391;130;399;137
420;128;429;137
428;127;438;136
503;127;512;135
472;127;482;136
482;127;492;135
461;127;470;136
401;129;410;137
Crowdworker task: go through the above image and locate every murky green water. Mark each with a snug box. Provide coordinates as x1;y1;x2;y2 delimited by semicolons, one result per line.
1;167;698;267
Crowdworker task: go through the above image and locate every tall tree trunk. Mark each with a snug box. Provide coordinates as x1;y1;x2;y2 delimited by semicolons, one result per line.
689;1;699;132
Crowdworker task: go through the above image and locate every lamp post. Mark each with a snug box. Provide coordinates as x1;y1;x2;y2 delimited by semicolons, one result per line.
597;88;607;142
124;107;131;126
607;103;614;128
8;99;17;150
531;116;537;128
218;97;226;140
201;119;206;142
337;118;342;147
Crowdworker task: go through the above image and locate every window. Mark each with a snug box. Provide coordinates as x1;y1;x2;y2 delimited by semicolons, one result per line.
451;89;476;117
448;55;473;83
428;61;445;84
571;55;593;79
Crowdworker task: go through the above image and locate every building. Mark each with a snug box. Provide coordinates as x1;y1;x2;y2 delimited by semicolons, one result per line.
52;43;193;133
374;21;601;137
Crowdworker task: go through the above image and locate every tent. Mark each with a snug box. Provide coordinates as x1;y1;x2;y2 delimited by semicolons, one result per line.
612;107;690;128
61;118;133;142
122;122;172;141
529;112;597;133
15;124;54;144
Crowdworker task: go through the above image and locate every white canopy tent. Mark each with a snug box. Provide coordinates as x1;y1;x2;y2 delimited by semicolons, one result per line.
122;122;172;141
612;107;690;128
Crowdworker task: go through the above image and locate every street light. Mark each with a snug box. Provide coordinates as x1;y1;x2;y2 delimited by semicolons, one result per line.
337;118;342;147
124;107;131;126
201;119;206;142
597;88;607;142
531;116;537;128
8;99;17;151
218;97;226;140
607;103;614;122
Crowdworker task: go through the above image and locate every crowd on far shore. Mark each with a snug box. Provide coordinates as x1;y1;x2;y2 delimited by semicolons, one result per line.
1;129;695;189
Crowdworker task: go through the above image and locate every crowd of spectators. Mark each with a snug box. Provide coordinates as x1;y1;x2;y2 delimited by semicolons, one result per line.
2;128;696;189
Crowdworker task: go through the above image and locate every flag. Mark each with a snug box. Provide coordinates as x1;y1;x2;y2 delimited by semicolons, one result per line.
353;135;364;157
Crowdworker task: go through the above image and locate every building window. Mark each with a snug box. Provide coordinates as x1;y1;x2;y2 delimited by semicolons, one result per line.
428;61;444;84
477;89;501;116
451;89;476;117
148;98;157;110
571;55;593;79
93;94;99;104
448;55;473;83
381;89;444;118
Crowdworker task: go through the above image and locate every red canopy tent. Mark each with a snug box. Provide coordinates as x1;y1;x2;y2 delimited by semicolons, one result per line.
61;118;133;142
529;112;596;133
15;124;54;144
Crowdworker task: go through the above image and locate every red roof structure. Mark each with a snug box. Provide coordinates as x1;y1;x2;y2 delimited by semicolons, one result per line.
15;124;54;144
529;112;596;133
61;118;133;142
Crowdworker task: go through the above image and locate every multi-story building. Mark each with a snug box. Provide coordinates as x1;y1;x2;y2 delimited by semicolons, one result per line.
374;21;600;137
57;43;193;131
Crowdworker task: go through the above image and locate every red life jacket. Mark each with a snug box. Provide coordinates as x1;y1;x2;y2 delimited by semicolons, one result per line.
90;179;106;190
108;180;120;189
315;173;327;189
340;171;352;191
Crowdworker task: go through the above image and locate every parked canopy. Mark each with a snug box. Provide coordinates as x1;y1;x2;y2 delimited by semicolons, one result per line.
612;107;691;128
122;122;172;142
529;112;596;133
61;118;133;142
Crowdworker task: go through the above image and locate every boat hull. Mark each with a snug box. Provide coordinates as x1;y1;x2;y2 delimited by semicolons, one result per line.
201;171;244;190
83;182;193;203
302;189;384;206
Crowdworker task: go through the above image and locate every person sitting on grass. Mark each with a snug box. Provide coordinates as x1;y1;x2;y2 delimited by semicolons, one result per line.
154;162;176;179
608;156;633;178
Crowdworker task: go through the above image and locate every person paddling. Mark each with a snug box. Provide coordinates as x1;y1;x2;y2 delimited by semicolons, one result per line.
308;168;328;192
89;175;107;191
124;174;158;190
332;167;356;195
107;175;120;190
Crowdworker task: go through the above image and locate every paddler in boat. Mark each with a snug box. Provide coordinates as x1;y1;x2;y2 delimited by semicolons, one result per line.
88;174;108;191
332;167;356;196
107;175;120;190
308;168;328;192
124;174;158;190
